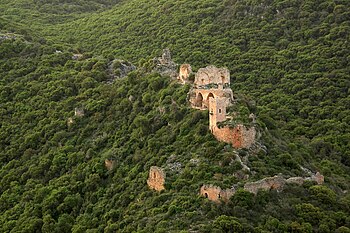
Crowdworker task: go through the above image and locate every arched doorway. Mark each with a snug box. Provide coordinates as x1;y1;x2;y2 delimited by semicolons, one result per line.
195;93;203;108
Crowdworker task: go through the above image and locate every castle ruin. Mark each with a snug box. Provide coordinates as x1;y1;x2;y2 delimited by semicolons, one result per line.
187;65;256;148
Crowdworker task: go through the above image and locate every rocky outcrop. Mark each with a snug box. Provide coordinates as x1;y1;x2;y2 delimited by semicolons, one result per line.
147;166;166;191
0;33;17;41
104;159;116;171
75;108;85;117
153;48;178;79
107;59;136;83
72;53;84;60
200;184;235;202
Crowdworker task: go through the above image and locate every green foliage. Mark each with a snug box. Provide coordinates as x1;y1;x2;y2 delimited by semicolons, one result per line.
0;0;349;232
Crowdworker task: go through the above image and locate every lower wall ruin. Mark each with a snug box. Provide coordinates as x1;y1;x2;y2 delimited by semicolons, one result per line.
200;184;235;202
201;172;324;202
243;175;286;194
212;125;256;148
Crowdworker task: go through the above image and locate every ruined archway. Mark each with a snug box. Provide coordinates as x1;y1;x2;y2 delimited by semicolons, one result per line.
205;93;215;109
195;93;203;108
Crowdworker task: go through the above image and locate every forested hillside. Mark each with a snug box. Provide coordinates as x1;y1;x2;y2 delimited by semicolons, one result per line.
0;0;349;232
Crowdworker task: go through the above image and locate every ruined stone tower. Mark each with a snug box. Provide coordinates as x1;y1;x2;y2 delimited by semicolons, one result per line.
187;65;256;149
209;97;227;131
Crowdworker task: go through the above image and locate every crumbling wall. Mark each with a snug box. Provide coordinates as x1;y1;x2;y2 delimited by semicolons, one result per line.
200;184;235;202
245;172;324;195
212;125;256;149
306;172;324;185
147;166;166;191
244;175;286;194
178;64;192;84
194;65;230;87
189;89;233;110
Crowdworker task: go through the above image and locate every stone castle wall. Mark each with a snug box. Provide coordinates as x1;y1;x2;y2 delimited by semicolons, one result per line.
147;166;166;191
178;64;192;84
200;184;235;202
200;172;324;202
211;125;256;148
187;65;255;149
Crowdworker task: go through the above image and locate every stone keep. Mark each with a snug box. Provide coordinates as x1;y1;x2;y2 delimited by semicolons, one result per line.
187;65;255;149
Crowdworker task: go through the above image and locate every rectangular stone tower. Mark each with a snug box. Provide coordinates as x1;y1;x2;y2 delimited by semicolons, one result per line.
209;97;227;132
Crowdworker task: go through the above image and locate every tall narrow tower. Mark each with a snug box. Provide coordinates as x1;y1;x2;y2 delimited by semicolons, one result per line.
209;97;227;132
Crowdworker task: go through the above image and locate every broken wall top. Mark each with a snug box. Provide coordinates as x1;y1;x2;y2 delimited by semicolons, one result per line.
194;65;230;87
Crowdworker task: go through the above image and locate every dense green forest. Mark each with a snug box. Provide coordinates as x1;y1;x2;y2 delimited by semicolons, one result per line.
0;0;349;232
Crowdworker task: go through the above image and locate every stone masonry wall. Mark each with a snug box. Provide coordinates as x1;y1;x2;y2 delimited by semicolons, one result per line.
201;172;324;202
243;175;286;194
178;64;192;84
200;184;235;202
212;125;256;149
147;166;166;191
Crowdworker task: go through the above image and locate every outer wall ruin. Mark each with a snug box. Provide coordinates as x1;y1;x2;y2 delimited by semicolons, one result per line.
200;184;234;203
147;166;166;192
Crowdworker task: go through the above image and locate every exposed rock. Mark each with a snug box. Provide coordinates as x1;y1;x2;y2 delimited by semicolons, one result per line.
75;108;85;117
0;33;17;41
147;166;166;191
104;159;116;171
200;184;235;202
108;59;136;82
153;48;178;79
167;162;182;172
72;53;84;60
233;153;250;172
67;117;74;126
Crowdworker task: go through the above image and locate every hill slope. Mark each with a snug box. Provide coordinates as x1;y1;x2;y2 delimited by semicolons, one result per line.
0;0;349;232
